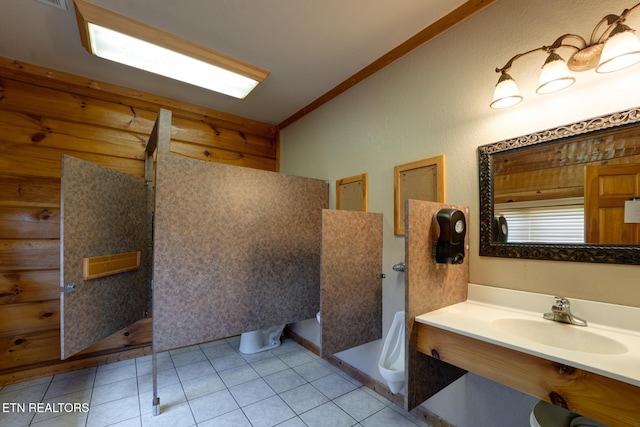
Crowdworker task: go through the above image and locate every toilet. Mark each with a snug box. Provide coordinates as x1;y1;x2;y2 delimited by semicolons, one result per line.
239;324;286;354
529;401;607;427
378;311;405;394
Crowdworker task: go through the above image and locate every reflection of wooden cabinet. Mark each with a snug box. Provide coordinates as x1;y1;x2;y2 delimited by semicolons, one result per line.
584;163;640;244
492;127;640;204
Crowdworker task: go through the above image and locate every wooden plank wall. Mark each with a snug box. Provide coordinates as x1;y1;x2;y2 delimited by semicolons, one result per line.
0;57;278;385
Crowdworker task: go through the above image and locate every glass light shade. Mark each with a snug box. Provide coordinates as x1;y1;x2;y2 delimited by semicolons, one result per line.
536;53;575;94
596;25;640;73
490;73;523;109
87;23;260;99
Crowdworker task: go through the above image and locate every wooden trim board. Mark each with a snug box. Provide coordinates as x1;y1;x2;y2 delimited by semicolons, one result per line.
278;0;496;129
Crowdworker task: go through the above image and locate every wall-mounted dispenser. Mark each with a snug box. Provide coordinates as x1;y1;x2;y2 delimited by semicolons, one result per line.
492;215;508;243
434;208;466;264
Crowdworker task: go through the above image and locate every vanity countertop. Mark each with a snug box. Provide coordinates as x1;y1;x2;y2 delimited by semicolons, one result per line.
415;284;640;387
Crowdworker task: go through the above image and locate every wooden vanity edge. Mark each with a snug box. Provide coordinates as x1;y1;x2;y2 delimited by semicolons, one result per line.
416;323;640;427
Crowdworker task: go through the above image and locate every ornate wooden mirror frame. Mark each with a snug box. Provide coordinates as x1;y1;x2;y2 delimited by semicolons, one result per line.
478;107;640;264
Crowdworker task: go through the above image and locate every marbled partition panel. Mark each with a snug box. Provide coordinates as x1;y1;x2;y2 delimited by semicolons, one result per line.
320;209;382;356
61;155;150;359
405;200;469;410
153;156;328;352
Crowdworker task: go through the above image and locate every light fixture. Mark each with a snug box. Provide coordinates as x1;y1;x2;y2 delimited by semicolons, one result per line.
536;52;575;94
491;2;640;109
73;0;269;99
490;72;522;109
596;22;640;72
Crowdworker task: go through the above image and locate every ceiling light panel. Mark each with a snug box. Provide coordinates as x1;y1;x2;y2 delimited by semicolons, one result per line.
73;0;269;99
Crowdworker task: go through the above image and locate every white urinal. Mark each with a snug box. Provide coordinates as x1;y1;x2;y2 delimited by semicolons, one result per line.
378;311;405;394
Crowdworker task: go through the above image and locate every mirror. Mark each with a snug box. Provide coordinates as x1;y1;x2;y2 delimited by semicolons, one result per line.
479;107;640;264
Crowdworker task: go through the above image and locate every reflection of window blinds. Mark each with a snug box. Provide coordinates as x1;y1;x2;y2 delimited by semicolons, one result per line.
496;204;585;243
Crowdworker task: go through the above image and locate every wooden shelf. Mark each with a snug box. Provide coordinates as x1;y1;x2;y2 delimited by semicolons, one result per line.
83;251;140;280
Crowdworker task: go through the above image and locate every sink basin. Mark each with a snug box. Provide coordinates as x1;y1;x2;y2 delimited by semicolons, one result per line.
492;318;628;355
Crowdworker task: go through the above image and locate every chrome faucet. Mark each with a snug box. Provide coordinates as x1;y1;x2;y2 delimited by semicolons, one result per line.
543;297;587;326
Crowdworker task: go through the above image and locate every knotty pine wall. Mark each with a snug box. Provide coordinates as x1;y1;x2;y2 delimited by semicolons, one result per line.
0;57;278;385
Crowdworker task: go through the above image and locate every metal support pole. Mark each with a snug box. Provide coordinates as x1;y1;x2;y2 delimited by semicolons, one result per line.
152;349;160;416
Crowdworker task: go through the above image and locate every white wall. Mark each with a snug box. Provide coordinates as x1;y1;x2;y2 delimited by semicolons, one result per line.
280;0;640;424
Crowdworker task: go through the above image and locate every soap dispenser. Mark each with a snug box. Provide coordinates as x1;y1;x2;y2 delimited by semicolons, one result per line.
434;208;466;264
492;215;508;243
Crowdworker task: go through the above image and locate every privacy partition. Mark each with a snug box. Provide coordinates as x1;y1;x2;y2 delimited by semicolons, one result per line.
320;209;383;356
60;155;150;359
59;109;384;416
152;115;329;353
405;200;469;410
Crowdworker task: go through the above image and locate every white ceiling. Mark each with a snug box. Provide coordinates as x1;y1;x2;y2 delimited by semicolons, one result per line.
2;0;470;125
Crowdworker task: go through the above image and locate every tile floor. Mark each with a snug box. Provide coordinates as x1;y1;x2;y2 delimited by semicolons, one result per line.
0;337;431;427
